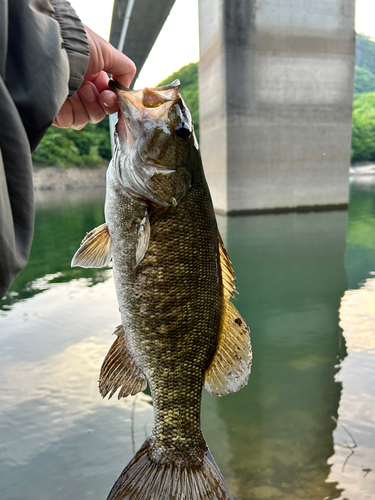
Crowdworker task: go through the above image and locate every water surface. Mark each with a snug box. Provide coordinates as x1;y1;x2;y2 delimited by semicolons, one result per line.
0;182;374;500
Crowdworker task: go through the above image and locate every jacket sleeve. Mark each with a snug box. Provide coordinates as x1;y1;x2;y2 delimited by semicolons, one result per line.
0;0;90;299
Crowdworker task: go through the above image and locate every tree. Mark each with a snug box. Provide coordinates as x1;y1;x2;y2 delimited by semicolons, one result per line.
354;66;375;94
351;93;375;162
355;33;375;75
32;116;111;168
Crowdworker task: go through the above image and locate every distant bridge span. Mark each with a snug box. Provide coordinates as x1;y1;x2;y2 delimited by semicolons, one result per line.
109;0;176;83
110;0;356;214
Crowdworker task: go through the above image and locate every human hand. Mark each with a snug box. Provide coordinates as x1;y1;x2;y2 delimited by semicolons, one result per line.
53;25;136;130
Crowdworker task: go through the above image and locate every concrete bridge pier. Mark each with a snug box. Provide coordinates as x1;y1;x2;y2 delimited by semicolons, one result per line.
198;0;356;214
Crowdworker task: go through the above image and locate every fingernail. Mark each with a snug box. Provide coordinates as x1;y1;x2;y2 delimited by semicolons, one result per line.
80;85;95;102
103;94;117;108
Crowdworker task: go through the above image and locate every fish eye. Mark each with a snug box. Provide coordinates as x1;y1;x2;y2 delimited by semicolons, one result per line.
175;123;191;141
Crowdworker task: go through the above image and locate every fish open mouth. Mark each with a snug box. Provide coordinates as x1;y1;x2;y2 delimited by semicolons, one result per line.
110;78;182;145
109;79;192;208
109;78;182;109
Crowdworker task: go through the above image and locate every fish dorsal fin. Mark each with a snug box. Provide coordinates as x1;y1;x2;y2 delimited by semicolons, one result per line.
71;223;112;268
99;325;147;399
135;213;150;267
204;233;252;397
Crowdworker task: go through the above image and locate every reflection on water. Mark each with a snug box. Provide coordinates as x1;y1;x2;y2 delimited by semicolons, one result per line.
213;210;348;499
0;183;374;499
1;189;111;311
328;279;375;500
326;179;375;500
0;190;152;500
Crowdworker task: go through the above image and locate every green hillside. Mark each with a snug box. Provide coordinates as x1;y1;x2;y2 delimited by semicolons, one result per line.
351;92;375;162
354;33;375;93
352;34;375;161
354;65;375;94
33;116;111;169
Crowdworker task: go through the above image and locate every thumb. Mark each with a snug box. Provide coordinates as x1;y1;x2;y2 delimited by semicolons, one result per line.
84;26;137;88
102;47;137;88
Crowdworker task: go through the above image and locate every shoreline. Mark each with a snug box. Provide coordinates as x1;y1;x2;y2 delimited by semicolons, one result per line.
32;165;107;190
350;163;375;176
32;163;375;191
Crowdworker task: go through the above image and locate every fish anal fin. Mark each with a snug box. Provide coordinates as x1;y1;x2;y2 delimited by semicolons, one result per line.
71;223;112;268
99;325;147;399
204;233;252;397
107;438;233;500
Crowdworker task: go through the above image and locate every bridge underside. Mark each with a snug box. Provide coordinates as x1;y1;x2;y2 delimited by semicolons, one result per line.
110;0;176;84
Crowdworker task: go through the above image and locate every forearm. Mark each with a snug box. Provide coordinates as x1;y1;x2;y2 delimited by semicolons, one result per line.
0;0;89;298
49;0;90;98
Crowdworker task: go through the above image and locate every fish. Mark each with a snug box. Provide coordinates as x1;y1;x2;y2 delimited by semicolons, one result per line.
71;79;252;500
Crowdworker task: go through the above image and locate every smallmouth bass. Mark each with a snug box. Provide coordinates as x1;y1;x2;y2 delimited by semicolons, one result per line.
72;79;252;500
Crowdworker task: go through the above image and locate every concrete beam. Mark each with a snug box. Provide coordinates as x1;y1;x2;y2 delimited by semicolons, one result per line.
199;0;356;213
110;0;176;84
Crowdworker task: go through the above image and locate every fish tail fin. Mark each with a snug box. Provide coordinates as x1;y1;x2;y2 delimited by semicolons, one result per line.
107;437;233;500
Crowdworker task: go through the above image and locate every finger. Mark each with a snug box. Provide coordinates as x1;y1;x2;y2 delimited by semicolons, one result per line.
69;92;90;130
109;53;137;89
85;26;136;88
54;99;74;128
78;82;106;124
90;71;110;93
84;73;99;83
98;90;118;115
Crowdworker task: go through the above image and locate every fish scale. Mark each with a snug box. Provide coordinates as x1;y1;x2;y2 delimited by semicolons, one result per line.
105;178;218;456
71;79;252;500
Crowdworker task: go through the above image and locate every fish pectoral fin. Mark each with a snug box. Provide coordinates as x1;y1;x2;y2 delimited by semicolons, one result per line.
204;233;252;397
135;212;150;267
71;223;112;268
99;325;147;399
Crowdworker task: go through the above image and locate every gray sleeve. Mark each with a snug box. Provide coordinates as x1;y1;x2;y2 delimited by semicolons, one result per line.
49;0;90;97
0;0;90;299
